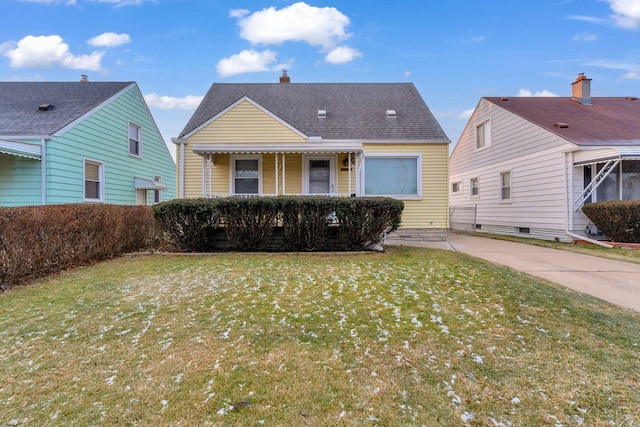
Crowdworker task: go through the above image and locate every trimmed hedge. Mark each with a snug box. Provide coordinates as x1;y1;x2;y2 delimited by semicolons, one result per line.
0;204;156;288
582;200;640;243
334;197;404;250
280;196;336;251
153;198;220;251
217;197;280;251
153;196;404;252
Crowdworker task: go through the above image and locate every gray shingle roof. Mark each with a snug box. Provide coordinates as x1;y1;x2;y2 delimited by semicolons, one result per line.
0;82;133;136
484;96;640;146
179;83;449;142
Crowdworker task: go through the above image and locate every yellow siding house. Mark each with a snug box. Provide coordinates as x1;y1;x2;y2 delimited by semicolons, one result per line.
173;72;450;241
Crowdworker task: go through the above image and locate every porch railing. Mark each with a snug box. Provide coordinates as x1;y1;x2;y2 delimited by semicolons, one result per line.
574;159;619;210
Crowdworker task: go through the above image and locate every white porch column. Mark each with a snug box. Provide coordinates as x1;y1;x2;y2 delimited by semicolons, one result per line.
209;153;213;198
201;155;206;197
347;152;352;196
282;153;286;195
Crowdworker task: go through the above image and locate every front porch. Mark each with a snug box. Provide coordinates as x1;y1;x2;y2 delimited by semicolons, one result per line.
192;143;364;198
573;147;640;210
570;148;640;243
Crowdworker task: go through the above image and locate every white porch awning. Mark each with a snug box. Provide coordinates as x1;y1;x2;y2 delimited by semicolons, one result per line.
0;139;41;160
191;142;364;155
573;146;640;166
134;177;168;191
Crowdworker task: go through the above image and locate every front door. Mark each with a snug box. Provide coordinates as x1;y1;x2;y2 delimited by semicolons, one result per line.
305;156;335;194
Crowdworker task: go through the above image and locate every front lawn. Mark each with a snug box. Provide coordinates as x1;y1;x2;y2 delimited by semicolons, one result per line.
1;247;638;426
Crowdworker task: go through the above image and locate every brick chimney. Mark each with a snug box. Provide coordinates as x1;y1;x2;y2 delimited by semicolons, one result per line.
80;74;89;83
279;70;290;84
571;73;591;105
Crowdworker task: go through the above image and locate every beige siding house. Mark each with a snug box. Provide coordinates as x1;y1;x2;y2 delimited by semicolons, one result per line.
173;73;451;241
449;74;640;243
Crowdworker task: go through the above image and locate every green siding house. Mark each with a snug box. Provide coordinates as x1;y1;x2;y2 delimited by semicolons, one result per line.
0;80;175;206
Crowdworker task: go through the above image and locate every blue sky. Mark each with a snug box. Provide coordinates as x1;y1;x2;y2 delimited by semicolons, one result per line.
1;0;640;159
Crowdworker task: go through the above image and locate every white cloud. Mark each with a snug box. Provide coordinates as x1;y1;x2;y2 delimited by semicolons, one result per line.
16;0;72;3
457;108;475;120
605;0;640;28
621;72;640;80
464;36;485;43
88;32;131;47
572;32;598;41
234;2;351;49
90;0;151;5
216;49;287;77
403;71;411;78
18;0;149;4
230;8;249;18
3;35;103;70
567;15;608;24
516;89;559;97
144;93;204;110
586;58;640;79
325;46;362;64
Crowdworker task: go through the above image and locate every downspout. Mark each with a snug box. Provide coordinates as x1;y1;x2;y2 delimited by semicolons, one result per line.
180;143;185;198
564;152;613;248
41;138;47;205
171;138;186;198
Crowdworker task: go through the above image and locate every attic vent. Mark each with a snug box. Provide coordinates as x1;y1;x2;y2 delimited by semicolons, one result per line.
38;104;54;111
626;96;638;101
554;122;569;128
386;109;396;118
499;97;509;101
317;109;327;118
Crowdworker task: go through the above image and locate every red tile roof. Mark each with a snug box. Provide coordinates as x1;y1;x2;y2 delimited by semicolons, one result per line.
484;97;640;146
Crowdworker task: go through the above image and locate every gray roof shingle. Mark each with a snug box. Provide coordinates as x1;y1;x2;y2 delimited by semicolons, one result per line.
485;96;640;146
179;83;449;142
0;81;133;136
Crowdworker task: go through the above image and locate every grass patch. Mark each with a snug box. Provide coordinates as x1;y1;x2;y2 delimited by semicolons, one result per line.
1;247;639;426
464;231;640;265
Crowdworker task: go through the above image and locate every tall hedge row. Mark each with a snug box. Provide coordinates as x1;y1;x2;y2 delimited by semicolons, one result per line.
0;204;156;288
582;200;640;243
153;196;404;252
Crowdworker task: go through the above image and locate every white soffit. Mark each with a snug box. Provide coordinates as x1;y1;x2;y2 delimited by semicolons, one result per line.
0;139;41;160
191;142;364;154
574;146;640;166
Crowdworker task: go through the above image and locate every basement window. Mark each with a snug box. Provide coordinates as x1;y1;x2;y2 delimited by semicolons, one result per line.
518;227;530;234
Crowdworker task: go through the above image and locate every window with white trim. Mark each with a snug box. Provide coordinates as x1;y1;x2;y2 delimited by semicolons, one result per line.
500;171;511;201
154;176;162;204
470;177;479;196
84;159;104;202
451;181;461;194
475;120;491;150
231;155;261;195
364;154;421;199
128;122;142;157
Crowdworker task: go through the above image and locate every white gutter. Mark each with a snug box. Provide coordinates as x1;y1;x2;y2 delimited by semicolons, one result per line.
172;138;186;198
565;231;613;248
41;138;47;205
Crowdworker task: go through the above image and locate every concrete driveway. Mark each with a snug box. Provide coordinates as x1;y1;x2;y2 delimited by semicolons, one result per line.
396;233;640;312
